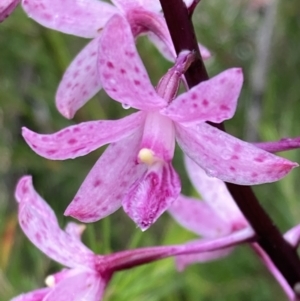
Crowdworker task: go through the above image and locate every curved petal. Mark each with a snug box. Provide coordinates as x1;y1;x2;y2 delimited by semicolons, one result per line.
175;247;234;272
123;161;181;231
22;112;145;160
112;0;161;12
0;0;19;22
161;68;243;125
65;129;147;223
22;0;118;38
56;36;102;119
98;14;167;111
184;156;247;229
175;123;298;185
44;271;106;301
15;177;94;268
15;176;57;223
168;195;232;237
11;288;50;301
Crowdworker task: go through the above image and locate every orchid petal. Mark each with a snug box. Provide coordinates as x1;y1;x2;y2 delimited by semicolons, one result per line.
0;0;19;22
65;130;147;223
11;288;50;301
15;176;57;224
184;156;247;228
21;0;118;38
98;15;167;111
22;112;145;160
111;0;161;12
161;68;243;125
175;247;234;272
175;123;298;185
56;36;102;119
169;195;232;237
44;271;106;301
123;161;181;231
15;177;94;268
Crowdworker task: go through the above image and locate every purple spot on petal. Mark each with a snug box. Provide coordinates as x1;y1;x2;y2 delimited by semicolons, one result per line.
47;149;57;155
93;179;102;188
202;99;209;107
220;104;230;111
107;61;114;69
68;138;77;145
254;156;265;163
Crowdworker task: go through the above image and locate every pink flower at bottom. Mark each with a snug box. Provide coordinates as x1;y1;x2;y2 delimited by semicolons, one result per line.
12;176;110;301
12;175;255;300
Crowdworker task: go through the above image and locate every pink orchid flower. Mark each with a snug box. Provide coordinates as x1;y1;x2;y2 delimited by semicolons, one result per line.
22;15;297;230
12;176;109;301
0;0;19;22
169;156;299;300
12;175;255;300
21;0;210;119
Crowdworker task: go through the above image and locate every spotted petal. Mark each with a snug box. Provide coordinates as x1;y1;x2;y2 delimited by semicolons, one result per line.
98;14;167;111
65;130;147;223
175;122;298;185
161;68;243;125
169;195;232;238
15;175;57;223
22;112;145;160
15;176;94;268
56;35;102;119
22;0;118;38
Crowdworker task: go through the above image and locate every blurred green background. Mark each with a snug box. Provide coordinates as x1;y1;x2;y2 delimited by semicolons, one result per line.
1;0;300;300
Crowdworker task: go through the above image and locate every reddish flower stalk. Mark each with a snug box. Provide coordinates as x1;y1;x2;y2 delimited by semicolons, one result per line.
159;0;300;294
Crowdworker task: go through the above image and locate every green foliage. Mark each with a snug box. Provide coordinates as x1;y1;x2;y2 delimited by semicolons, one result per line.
1;1;300;300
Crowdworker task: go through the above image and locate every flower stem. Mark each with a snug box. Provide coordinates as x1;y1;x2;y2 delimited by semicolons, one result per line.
159;0;300;294
96;228;255;272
